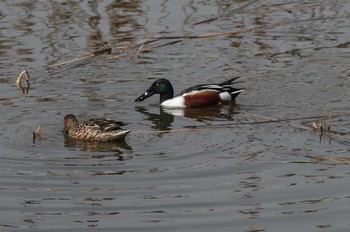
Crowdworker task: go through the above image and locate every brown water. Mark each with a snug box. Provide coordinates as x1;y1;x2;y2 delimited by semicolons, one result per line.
1;0;350;231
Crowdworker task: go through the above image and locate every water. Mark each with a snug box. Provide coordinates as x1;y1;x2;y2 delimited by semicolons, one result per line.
1;0;350;231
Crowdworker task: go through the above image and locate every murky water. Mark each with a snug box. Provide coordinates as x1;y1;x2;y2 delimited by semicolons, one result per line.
1;0;350;231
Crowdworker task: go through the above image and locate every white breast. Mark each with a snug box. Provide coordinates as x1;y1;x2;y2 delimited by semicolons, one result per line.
161;96;185;107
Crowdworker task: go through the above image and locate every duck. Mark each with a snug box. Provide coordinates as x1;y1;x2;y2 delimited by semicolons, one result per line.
135;77;244;108
63;114;130;142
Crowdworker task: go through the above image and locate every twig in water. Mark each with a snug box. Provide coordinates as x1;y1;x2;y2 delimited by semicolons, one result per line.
16;70;31;94
48;42;113;69
49;54;94;69
141;40;183;52
132;44;145;60
32;126;42;144
93;42;112;55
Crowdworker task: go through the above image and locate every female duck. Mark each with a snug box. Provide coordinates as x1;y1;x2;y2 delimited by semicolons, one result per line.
63;114;130;142
135;77;244;108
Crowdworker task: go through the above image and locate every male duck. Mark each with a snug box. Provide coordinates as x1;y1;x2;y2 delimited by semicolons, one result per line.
135;77;244;108
63;114;130;142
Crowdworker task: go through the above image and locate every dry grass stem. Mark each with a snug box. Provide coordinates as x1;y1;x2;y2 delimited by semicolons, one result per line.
309;155;350;164
48;54;95;68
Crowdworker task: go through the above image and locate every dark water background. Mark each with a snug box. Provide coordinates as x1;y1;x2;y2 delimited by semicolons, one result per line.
1;0;350;231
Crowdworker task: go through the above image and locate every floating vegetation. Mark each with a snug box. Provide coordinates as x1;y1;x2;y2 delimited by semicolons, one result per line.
16;70;31;94
310;111;332;133
306;111;350;146
308;155;350;164
46;0;297;74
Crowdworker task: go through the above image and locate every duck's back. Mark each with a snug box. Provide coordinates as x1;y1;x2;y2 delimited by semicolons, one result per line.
69;119;130;142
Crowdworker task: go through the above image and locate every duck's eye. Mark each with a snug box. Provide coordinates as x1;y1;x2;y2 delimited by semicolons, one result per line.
156;83;159;86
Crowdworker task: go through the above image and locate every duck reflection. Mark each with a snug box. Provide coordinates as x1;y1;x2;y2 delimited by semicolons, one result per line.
135;103;241;130
63;134;132;153
163;104;241;122
135;106;174;131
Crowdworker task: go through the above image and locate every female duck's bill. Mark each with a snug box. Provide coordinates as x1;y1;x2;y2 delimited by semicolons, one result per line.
135;77;244;108
63;114;130;142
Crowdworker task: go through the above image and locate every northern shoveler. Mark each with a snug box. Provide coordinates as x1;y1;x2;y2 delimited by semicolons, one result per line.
63;114;130;142
135;77;244;108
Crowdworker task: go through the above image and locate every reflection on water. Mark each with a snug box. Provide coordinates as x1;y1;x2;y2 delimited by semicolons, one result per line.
106;1;144;38
1;0;350;231
63;134;132;152
1;1;147;70
162;103;241;121
135;103;241;131
135;106;174;131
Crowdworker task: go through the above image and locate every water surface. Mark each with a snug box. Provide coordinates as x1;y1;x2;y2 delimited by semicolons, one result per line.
1;0;350;231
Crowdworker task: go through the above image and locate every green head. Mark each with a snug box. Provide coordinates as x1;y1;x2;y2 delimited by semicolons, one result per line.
135;78;174;104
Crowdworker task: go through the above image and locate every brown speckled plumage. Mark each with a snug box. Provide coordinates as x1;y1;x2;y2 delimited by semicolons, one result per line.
63;114;130;142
